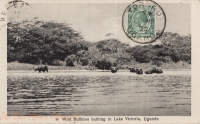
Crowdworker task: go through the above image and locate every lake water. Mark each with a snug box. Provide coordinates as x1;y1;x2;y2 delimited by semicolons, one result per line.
7;71;191;116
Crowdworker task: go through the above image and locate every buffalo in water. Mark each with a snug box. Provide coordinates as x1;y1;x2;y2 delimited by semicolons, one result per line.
129;67;143;74
34;66;48;73
145;67;163;74
129;67;139;72
135;68;143;74
111;67;118;73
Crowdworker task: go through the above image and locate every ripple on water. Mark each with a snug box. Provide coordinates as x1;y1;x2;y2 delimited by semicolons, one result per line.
7;75;191;116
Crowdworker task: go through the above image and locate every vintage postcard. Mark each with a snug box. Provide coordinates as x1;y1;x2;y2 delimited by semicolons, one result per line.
0;0;200;123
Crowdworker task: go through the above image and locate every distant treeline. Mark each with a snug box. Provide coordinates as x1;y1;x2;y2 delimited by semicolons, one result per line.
8;20;191;70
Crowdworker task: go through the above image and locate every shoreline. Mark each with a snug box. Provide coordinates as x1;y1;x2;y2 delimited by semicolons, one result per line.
7;69;191;73
7;70;191;76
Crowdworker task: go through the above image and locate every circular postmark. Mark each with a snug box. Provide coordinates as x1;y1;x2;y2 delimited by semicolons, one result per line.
7;0;37;23
0;0;37;34
122;0;166;44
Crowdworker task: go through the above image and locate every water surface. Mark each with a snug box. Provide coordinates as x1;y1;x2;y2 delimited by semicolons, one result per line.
7;72;191;116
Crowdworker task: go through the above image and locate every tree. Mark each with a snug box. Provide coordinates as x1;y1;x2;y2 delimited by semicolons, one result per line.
7;20;89;65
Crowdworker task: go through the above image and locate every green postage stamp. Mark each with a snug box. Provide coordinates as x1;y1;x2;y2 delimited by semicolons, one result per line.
128;4;155;39
122;0;166;44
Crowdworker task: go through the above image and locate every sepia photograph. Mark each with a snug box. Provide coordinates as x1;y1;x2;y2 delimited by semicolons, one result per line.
6;0;191;117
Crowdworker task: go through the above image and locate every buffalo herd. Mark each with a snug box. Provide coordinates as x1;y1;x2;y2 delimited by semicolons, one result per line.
128;67;163;74
34;66;48;73
34;65;163;74
110;66;163;74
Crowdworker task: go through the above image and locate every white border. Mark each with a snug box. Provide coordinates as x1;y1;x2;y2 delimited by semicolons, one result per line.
0;0;200;123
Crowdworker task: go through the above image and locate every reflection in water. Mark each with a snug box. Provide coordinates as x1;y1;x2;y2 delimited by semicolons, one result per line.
7;74;191;116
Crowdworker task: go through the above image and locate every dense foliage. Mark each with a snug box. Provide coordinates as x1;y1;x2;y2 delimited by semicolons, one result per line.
8;20;191;70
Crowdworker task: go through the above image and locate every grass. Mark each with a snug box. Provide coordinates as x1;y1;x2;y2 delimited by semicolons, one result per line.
120;61;191;70
7;61;191;71
7;62;86;70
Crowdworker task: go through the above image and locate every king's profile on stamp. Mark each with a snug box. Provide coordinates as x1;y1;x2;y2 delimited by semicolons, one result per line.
123;0;166;44
128;3;155;39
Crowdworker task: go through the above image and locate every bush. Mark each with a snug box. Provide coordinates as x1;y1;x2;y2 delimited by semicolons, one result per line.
95;58;113;70
50;60;65;66
152;60;162;67
65;55;77;66
80;59;88;66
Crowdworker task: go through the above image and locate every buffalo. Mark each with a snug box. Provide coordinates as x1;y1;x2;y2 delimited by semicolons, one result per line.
152;67;163;73
136;68;143;74
145;67;163;74
129;67;139;72
111;67;118;73
129;67;143;74
145;68;153;74
34;66;48;73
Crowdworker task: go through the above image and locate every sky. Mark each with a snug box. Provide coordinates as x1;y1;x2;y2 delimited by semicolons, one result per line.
8;2;191;46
